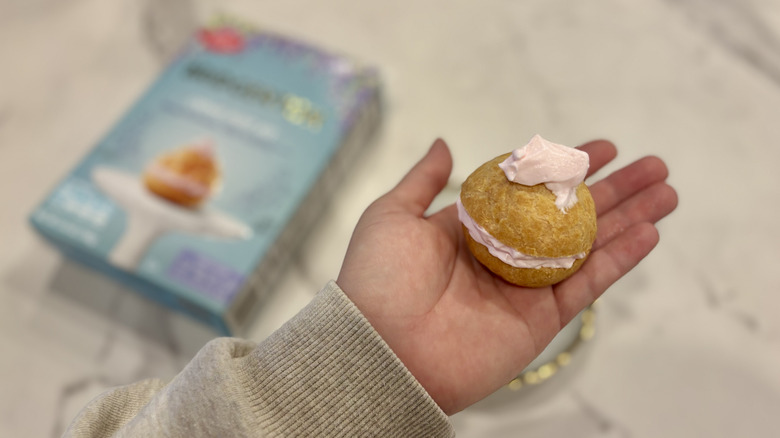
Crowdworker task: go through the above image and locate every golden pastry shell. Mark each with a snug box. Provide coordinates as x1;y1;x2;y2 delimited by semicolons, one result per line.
460;153;597;287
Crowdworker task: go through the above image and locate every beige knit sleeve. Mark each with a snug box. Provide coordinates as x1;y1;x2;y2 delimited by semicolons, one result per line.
63;281;455;438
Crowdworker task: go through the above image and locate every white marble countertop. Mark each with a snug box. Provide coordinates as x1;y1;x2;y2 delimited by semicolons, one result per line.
2;0;780;436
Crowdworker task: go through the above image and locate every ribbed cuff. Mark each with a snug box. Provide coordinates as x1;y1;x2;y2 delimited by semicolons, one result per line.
239;281;454;437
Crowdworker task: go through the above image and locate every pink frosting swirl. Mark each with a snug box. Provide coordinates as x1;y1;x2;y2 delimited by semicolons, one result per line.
498;134;589;212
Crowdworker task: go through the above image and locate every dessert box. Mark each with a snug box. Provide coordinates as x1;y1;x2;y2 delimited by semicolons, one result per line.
29;16;383;335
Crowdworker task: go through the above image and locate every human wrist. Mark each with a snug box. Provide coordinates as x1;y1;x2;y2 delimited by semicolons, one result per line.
240;281;454;437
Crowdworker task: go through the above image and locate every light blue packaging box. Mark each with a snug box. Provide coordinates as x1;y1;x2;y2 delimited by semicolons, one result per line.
29;17;382;335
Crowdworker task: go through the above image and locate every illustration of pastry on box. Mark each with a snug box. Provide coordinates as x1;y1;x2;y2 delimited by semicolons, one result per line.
91;139;251;271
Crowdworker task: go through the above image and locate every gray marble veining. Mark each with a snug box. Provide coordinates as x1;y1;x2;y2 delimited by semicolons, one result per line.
669;0;780;86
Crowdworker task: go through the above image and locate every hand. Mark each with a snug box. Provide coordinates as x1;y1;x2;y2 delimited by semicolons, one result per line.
337;138;678;414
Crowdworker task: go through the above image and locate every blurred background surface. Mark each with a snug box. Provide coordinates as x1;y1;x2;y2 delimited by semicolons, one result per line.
1;0;779;436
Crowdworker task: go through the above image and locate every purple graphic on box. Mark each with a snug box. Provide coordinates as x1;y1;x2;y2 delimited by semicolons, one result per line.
167;249;245;303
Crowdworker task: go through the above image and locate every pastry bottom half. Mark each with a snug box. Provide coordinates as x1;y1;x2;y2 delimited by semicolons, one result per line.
144;175;205;208
463;225;589;288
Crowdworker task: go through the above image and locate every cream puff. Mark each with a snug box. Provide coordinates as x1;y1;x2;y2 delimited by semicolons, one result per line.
143;140;221;208
457;135;597;287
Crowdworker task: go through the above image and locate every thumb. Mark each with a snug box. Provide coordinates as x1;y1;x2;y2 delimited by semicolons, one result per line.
383;138;453;217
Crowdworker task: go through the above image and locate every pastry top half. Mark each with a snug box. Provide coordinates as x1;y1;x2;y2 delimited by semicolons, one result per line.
459;152;596;259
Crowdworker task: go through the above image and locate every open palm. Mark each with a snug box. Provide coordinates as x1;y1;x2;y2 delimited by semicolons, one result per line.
337;138;678;414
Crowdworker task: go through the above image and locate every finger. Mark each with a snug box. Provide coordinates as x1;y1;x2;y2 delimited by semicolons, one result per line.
592;181;678;250
589;156;669;216
576;139;618;178
553;222;660;324
384;138;453;216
